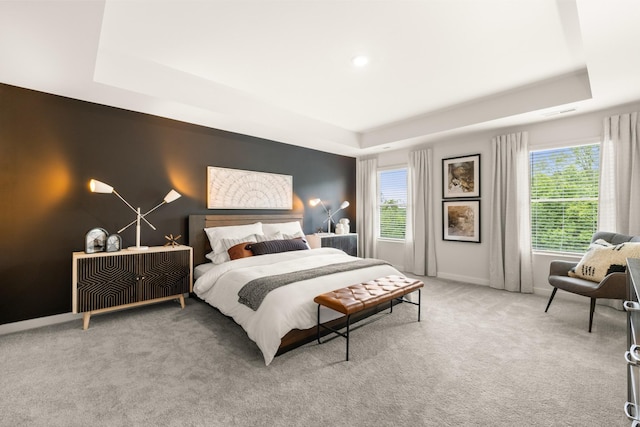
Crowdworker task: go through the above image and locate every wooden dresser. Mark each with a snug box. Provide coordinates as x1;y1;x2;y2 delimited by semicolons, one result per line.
72;245;192;329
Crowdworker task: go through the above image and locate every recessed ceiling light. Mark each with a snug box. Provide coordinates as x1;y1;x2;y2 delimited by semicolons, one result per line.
352;55;369;67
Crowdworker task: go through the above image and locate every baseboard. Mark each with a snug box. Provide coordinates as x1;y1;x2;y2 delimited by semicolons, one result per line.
0;293;193;336
437;272;490;286
0;312;81;336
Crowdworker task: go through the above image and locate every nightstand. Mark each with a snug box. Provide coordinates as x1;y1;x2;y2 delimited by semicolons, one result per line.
72;245;193;329
306;233;358;257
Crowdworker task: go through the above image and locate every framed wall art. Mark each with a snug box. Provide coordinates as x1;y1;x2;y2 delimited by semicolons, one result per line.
207;167;293;209
442;154;480;198
443;200;481;243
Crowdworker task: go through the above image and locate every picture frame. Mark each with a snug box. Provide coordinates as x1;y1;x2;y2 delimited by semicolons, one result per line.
443;200;481;243
442;154;480;198
207;166;293;209
106;234;122;252
85;227;108;253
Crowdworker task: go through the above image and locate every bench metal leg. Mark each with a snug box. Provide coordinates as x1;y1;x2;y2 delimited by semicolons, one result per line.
317;303;321;344
346;314;350;361
316;306;354;361
395;288;422;322
316;287;423;362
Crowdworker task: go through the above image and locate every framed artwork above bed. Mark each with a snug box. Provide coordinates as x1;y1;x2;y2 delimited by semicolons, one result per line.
207;167;293;209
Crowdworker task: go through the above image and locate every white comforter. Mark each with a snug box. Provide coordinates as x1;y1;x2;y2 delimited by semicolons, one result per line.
193;248;402;365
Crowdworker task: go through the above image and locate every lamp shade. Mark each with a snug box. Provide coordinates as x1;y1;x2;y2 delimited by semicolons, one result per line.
340;201;350;210
89;179;114;194
309;198;321;207
164;189;181;204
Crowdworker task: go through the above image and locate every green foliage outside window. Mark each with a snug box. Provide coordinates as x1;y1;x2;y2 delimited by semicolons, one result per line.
380;200;406;239
378;168;407;239
530;144;600;253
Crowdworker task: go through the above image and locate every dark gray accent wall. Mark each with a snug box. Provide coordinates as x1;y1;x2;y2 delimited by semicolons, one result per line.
0;83;356;325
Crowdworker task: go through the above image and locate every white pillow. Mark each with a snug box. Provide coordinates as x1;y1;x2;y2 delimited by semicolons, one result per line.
262;221;310;248
204;222;263;264
263;221;304;237
255;231;283;242
283;231;305;239
569;241;640;282
221;234;258;252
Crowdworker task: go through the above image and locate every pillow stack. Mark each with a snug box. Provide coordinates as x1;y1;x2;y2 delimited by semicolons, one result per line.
204;222;263;264
204;221;309;263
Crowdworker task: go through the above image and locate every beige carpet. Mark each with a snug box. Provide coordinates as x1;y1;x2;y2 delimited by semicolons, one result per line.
0;277;628;426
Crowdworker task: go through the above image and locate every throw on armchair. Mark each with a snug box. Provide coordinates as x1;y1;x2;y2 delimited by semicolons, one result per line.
546;231;640;332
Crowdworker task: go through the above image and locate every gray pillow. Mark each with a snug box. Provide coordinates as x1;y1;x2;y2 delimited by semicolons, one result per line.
249;238;309;256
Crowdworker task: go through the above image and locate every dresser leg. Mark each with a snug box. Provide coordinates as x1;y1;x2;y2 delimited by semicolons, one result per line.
82;312;91;330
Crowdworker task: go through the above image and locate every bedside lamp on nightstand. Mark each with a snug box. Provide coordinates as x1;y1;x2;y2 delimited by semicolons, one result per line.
309;198;349;234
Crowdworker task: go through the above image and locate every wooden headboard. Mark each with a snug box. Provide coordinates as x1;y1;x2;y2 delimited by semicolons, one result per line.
188;214;304;266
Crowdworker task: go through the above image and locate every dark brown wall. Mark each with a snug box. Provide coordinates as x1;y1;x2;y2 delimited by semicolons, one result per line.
0;83;356;325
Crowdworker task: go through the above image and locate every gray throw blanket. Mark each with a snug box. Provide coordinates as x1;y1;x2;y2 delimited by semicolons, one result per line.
237;259;390;311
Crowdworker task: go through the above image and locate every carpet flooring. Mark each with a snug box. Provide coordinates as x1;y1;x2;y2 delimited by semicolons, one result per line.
0;277;628;426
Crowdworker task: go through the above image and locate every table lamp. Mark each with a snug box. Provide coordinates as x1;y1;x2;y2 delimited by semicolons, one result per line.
310;198;349;233
89;179;181;250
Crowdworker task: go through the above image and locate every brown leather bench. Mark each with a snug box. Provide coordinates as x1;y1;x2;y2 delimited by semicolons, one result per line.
314;275;424;361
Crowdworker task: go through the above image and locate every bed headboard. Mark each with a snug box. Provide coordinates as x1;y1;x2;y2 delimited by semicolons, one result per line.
188;214;304;266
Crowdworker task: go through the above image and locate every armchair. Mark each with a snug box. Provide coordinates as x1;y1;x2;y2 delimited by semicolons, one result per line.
545;231;640;332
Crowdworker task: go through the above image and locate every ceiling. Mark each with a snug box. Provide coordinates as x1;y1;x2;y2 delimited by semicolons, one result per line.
1;0;639;157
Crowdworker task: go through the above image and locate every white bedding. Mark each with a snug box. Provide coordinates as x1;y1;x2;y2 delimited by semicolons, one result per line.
193;248;402;365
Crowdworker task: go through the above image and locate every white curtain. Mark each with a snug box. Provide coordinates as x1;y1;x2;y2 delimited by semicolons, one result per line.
488;132;533;293
598;112;640;235
356;157;378;258
404;149;437;276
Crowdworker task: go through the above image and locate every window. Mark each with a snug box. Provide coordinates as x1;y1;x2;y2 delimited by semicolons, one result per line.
378;168;407;239
530;143;600;253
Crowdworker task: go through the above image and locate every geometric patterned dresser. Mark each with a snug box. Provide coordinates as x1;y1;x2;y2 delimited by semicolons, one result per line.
72;245;192;329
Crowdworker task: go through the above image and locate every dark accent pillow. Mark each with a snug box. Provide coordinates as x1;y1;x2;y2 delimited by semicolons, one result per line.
249;238;309;256
227;242;254;260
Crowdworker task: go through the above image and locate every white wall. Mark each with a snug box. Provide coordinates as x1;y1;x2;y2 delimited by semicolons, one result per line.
378;132;493;285
374;101;640;294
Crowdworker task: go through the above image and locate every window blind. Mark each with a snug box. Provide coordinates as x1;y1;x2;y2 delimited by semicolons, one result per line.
530;144;600;253
378;168;407;239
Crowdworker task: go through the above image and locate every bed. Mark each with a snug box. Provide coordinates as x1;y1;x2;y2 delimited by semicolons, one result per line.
188;214;404;365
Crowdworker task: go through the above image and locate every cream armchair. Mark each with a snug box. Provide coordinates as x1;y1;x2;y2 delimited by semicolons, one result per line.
545;231;640;332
